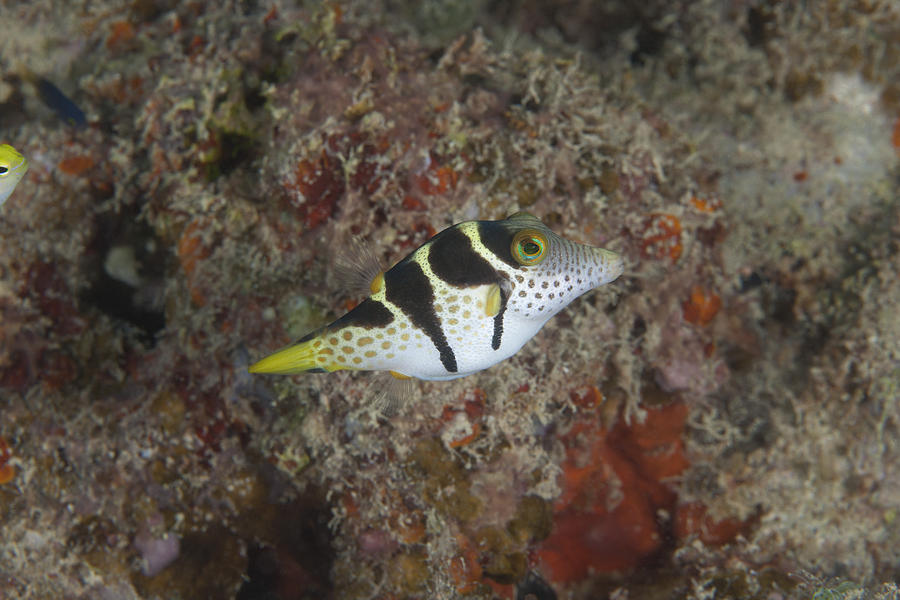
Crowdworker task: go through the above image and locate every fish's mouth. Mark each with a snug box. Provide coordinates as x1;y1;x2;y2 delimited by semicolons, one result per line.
591;247;625;284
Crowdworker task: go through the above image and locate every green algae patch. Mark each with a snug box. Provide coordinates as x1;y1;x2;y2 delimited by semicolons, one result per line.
507;494;553;545
409;437;483;523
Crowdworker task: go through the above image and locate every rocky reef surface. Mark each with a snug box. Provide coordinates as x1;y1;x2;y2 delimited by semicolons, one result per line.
1;1;899;599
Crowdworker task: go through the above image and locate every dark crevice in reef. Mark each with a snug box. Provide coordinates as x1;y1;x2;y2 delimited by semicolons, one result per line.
237;494;336;600
81;208;167;343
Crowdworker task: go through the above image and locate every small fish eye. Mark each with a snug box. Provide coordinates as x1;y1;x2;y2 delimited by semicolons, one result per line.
511;229;548;266
0;166;8;175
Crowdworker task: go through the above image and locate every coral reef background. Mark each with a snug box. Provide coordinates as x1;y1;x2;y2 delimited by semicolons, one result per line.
1;1;899;599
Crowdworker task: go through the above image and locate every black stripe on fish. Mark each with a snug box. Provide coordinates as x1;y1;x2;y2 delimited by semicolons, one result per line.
331;298;395;330
491;284;508;350
477;220;520;269
428;225;499;287
385;259;457;373
289;299;394;350
293;328;323;345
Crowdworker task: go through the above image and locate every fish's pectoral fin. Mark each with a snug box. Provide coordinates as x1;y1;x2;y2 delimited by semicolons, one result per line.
333;236;385;298
485;279;511;318
485;283;502;317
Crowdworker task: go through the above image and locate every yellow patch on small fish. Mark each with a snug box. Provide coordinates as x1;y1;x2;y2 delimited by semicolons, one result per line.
0;144;28;207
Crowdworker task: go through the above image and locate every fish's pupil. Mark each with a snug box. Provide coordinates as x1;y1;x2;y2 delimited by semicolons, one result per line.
0;167;7;175
522;240;540;256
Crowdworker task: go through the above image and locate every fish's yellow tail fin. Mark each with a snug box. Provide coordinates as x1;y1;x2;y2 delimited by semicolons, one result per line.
249;335;340;374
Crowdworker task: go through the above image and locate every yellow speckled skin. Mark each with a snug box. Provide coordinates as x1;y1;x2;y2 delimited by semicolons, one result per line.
250;213;623;380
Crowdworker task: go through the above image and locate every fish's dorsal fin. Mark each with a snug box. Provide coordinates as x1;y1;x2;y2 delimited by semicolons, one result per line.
333;236;385;299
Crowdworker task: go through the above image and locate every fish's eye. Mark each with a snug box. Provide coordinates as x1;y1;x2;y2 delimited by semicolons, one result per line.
0;166;8;176
511;229;548;266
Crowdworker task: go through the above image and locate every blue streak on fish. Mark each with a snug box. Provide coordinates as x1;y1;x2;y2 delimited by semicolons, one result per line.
0;144;29;207
32;76;87;127
250;212;624;381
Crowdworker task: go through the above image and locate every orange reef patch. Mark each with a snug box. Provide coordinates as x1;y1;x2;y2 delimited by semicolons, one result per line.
292;152;344;229
892;115;900;154
284;132;389;229
674;501;752;546
683;285;722;325
394;511;426;545
413;158;458;196
0;437;14;484
58;155;95;176
690;196;722;213
177;219;213;306
640;213;683;262
440;388;486;448
106;20;136;51
569;385;604;411
538;402;690;582
448;534;482;594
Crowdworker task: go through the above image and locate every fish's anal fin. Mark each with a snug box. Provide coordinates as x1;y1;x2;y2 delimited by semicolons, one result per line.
374;371;417;416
